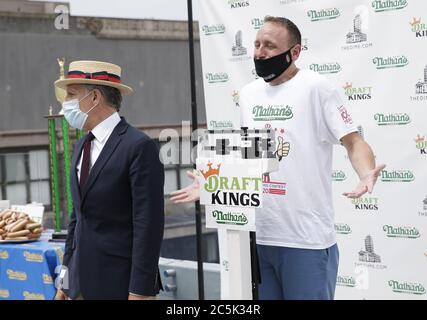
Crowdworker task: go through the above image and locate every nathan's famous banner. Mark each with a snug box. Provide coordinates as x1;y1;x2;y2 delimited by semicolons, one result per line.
197;0;427;299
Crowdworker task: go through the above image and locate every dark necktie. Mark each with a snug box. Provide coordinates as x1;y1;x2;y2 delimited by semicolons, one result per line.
80;131;95;189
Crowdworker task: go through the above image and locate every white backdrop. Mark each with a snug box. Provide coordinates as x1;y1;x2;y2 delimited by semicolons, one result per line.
197;0;427;299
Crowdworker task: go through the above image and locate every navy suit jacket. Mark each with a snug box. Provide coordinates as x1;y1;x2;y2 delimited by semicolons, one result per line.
62;117;165;300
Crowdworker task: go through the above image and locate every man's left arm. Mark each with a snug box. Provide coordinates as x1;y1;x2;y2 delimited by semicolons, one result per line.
341;132;385;198
128;138;165;299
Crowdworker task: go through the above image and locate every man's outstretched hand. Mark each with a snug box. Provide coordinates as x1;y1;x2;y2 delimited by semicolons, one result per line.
343;164;386;199
170;170;201;203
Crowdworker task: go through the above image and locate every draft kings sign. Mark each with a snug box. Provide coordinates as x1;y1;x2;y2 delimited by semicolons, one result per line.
196;158;264;231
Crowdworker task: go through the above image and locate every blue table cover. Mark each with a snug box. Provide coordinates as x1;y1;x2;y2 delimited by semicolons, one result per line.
0;232;65;300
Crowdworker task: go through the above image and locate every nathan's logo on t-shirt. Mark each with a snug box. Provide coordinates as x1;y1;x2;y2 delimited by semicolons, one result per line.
252;105;293;121
337;106;353;125
200;162;262;207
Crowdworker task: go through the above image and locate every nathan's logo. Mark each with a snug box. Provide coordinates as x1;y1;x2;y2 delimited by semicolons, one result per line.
307;8;340;22
251;18;263;30
372;56;408;69
201;162;261;207
43;274;53;284
0;250;9;259
332;170;347;181
383;225;420;239
205;72;229;83
381;170;414;182
337;275;356;287
0;289;10;298
343;83;372;101
352;197;379;211
414;135;427;154
7;269;27;281
228;0;250;9
210;120;234;129
23;251;43;263
310;62;341;74
415;65;427;94
202;24;225;36
335;223;352;235
212;209;248;226
252;105;293;121
410;18;427;38
374;113;411;126
372;0;407;12
388;280;426;295
23;291;45;300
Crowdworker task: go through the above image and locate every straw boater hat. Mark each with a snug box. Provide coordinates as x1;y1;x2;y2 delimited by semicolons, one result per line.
54;60;133;95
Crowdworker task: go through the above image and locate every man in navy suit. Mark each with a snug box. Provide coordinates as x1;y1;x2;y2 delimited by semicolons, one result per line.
54;60;164;300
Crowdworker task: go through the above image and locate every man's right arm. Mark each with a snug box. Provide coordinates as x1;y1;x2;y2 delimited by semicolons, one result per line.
55;207;76;300
63;206;77;267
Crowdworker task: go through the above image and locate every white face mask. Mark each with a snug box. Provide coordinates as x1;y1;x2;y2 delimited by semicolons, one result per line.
62;90;98;130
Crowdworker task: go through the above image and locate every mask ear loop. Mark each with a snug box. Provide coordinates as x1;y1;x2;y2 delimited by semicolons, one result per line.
78;89;94;104
80;90;99;115
286;44;297;63
85;101;99;115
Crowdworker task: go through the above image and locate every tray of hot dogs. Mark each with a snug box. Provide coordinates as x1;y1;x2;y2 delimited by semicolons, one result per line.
0;209;43;243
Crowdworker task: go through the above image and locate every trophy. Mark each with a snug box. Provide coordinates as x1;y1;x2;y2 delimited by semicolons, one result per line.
55;58;67;105
45;58;77;240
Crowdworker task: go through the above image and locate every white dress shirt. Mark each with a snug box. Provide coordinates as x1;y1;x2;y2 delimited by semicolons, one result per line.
77;112;121;182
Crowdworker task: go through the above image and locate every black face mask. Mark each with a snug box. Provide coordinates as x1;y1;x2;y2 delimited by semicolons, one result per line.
254;47;293;82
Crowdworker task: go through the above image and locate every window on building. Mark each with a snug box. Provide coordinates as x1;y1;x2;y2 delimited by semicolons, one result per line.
155;138;194;196
0;149;51;208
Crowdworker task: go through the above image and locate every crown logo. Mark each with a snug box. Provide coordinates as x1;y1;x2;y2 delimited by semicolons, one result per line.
343;82;352;90
410;17;421;27
414;134;425;144
200;162;221;180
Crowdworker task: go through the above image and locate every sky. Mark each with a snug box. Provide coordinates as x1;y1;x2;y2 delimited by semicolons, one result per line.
32;0;199;20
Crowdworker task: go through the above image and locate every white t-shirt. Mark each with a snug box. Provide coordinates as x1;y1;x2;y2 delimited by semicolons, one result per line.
240;69;358;249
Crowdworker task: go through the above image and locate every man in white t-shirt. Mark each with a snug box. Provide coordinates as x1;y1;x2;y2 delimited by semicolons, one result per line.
171;16;385;300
